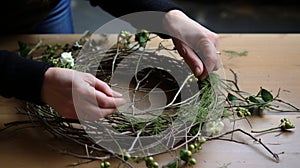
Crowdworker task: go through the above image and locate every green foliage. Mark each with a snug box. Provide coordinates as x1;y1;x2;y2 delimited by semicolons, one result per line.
100;161;111;168
224;72;299;116
236;107;251;118
179;149;191;162
135;29;150;47
16;35;87;70
259;87;274;102
145;156;159;168
227;93;238;103
166;160;179;168
248;95;262;104
252;118;295;133
18;41;31;57
280;118;295;130
223;50;248;59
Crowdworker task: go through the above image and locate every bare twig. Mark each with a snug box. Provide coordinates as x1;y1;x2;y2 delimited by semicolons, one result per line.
207;128;280;163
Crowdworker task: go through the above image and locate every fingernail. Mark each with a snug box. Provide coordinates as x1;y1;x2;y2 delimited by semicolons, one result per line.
195;67;202;77
112;90;123;97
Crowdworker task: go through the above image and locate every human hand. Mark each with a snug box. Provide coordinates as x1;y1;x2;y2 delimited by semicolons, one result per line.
41;67;126;121
163;10;221;80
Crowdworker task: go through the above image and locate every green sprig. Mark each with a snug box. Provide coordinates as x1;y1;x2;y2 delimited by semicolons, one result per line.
251;118;295;133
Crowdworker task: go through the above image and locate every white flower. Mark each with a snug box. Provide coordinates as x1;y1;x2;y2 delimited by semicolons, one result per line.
204;119;224;136
127;43;140;50
138;46;145;51
120;30;131;39
60;52;74;67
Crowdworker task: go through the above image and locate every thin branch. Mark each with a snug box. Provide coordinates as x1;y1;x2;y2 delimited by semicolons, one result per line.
273;98;300;111
207;128;280;163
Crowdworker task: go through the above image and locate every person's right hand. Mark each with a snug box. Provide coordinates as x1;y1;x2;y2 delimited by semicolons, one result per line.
163;10;221;80
41;67;126;121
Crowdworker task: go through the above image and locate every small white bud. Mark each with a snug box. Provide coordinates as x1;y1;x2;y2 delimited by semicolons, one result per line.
60;52;74;67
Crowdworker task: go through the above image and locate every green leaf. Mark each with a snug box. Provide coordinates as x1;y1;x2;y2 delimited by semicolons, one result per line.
18;41;31;57
135;29;150;47
227;93;238;102
18;41;27;50
179;149;190;161
223;50;248;59
248;96;261;104
166;160;179;168
260;88;274;102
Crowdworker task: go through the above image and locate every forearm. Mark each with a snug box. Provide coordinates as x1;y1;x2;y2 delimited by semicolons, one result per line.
90;0;182;17
0;50;53;104
89;0;185;39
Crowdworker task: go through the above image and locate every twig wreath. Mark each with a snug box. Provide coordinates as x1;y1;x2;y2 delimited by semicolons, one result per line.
1;31;299;168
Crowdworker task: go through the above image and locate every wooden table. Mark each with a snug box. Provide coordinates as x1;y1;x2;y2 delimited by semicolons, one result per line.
1;34;300;168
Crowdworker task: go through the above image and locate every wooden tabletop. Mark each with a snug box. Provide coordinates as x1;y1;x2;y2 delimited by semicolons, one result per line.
0;34;300;168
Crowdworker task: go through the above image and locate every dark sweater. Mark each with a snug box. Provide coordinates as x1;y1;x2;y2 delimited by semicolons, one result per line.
0;51;53;104
0;0;181;104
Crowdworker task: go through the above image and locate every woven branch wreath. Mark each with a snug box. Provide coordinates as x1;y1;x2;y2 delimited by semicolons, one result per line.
19;31;224;157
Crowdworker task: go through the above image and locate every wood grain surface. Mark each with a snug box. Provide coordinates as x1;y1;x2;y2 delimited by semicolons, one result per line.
0;34;300;168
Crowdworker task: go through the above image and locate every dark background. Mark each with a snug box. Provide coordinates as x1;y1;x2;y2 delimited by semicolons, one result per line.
71;0;300;34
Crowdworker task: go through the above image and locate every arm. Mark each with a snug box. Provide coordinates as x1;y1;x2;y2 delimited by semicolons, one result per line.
0;50;125;120
0;50;53;104
90;0;221;79
163;10;221;80
90;0;182;17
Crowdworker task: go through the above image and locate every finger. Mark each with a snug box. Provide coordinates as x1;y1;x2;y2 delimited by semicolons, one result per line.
79;106;117;121
94;78;115;96
94;78;123;98
111;89;123;98
174;39;205;77
197;39;220;74
186;47;205;77
199;67;209;81
95;108;117;118
85;106;117;120
96;91;126;108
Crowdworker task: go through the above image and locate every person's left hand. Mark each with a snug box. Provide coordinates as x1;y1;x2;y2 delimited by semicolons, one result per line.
41;67;126;121
163;10;221;80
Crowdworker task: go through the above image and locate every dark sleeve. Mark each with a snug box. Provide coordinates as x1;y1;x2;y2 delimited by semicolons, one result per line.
89;0;183;17
89;0;184;38
0;50;53;104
